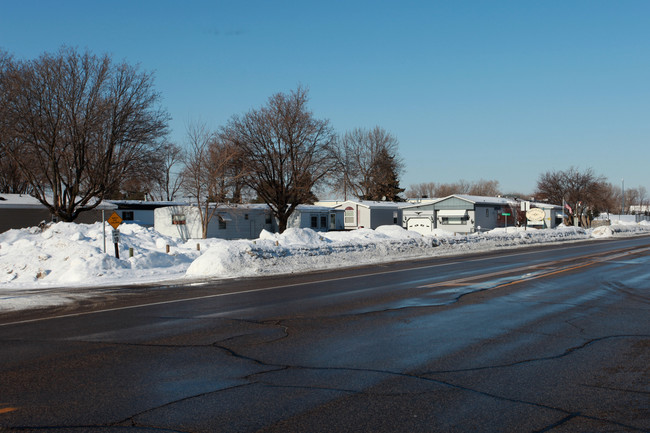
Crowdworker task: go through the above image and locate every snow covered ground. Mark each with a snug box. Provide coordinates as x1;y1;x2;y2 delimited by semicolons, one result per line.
1;219;649;312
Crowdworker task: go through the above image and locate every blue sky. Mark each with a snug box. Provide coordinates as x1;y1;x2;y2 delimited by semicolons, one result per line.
2;0;649;196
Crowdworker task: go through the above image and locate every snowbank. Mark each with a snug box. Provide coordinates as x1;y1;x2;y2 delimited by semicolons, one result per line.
1;220;649;311
1;222;197;284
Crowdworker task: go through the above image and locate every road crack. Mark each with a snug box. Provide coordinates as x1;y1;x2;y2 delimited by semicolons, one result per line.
419;334;650;374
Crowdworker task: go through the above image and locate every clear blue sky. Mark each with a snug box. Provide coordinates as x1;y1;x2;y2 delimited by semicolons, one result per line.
2;0;649;196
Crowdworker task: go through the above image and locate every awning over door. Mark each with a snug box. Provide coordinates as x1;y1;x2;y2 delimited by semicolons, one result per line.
437;209;468;217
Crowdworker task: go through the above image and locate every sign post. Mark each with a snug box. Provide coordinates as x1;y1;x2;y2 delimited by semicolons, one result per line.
521;201;531;230
502;212;511;232
526;208;546;229
107;212;123;259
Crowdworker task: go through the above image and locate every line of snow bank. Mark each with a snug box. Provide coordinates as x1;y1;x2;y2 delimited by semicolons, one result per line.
184;225;592;279
2;220;650;311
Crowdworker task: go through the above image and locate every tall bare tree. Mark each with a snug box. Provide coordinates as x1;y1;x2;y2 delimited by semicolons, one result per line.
535;166;611;225
182;123;245;238
333;126;403;201
0;47;169;221
148;141;185;201
221;87;337;233
0;50;31;194
621;185;649;214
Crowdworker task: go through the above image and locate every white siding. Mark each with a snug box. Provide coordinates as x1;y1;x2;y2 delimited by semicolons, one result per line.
287;206;337;232
154;206;273;240
333;201;405;230
154;206;203;239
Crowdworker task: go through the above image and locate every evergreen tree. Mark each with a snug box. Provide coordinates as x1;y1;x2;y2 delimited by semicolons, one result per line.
363;147;405;201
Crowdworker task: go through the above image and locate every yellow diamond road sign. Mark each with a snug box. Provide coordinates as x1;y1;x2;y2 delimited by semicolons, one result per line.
107;212;123;230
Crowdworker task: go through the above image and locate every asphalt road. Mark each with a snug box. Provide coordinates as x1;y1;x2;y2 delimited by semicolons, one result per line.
1;236;649;432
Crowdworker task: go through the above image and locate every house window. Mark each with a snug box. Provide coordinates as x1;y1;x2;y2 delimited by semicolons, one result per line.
218;218;227;230
441;216;469;225
320;215;327;228
122;211;134;221
344;207;355;224
311;215;318;228
245;214;249;220
265;214;272;224
172;214;186;225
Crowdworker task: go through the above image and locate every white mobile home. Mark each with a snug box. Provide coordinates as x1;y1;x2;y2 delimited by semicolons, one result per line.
154;204;274;240
287;205;345;231
402;200;439;235
108;200;188;227
332;200;407;230
403;195;518;235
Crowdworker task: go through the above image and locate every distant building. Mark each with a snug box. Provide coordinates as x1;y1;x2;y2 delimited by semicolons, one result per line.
629;205;650;214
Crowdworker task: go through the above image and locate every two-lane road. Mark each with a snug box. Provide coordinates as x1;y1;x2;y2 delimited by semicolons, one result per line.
1;236;649;432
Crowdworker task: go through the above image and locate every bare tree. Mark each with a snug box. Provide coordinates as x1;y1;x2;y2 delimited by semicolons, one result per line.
430;180;469;197
405;182;437;199
0;50;31;194
221;87;337;233
407;179;502;200
1;47;169;221
622;185;649;214
434;183;458;197
0;50;12;140
105;152;162;200
638;186;649;213
148;141;185;201
182;123;245;238
535;166;611;226
333;126;403;201
468;179;501;196
182;123;218;239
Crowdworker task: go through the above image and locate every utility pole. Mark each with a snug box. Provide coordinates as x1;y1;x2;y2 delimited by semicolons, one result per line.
621;178;625;216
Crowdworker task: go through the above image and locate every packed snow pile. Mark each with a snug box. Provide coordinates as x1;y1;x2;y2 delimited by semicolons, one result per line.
1;219;649;311
591;220;650;238
0;222;199;287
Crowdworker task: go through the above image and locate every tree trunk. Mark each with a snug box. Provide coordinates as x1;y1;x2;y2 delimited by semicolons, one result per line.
277;214;288;234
